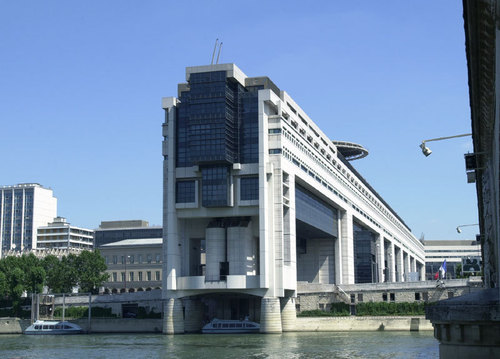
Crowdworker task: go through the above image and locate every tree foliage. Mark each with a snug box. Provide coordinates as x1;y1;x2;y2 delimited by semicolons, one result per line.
0;251;108;302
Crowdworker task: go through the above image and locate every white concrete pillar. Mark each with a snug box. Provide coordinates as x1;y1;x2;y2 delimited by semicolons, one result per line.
340;210;355;284
280;296;297;332
396;246;404;282
260;297;282;333
404;252;411;282
206;227;226;280
227;226;245;275
163;298;184;334
184;298;204;333
389;242;396;282
376;233;385;283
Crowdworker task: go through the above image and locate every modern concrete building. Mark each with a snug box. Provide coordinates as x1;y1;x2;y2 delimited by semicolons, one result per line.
94;220;162;247
36;216;94;251
99;238;162;294
0;183;57;257
161;64;425;333
423;240;482;279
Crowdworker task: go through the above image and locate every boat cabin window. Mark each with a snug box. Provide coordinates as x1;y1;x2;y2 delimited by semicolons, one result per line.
42;325;48;329
222;324;229;328
63;325;71;329
34;325;40;329
246;324;256;328
49;325;55;329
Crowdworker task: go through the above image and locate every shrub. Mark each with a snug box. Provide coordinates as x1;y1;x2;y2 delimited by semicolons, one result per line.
355;302;425;316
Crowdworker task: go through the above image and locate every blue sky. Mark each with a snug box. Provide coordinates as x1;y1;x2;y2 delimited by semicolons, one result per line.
0;1;478;240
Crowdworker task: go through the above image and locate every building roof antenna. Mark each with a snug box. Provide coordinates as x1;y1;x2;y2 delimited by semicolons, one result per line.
211;38;219;65
216;42;223;64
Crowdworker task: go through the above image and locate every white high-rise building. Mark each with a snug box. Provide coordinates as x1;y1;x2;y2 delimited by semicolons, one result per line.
0;183;57;257
161;64;425;333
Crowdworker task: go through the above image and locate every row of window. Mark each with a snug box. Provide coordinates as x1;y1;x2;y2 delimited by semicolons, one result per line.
111;270;161;282
105;254;161;265
176;175;259;204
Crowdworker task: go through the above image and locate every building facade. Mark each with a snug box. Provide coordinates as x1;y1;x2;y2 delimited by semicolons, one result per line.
99;238;162;294
94;220;162;247
423;240;482;279
162;64;425;333
37;216;94;251
0;183;57;257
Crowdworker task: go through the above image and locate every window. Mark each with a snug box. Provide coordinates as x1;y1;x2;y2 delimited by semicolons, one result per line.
202;166;229;207
129;255;134;264
112;272;117;282
268;128;281;134
138;255;142;264
129;272;134;282
113;256;118;264
155;254;161;263
121;256;125;264
350;294;355;304
268;148;282;154
382;293;388;302
390;293;395;302
121;272;125;282
155;271;160;281
104;256;109;265
147;271;152;281
147;254;152;263
240;176;259;201
415;293;421;301
138;272;143;281
319;303;324;310
176;180;196;203
422;292;429;301
357;293;363;302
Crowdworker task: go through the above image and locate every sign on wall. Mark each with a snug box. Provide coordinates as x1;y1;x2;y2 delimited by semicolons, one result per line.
462;256;481;273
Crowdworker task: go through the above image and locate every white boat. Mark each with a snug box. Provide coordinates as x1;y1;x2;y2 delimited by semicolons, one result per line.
202;317;260;334
24;320;83;335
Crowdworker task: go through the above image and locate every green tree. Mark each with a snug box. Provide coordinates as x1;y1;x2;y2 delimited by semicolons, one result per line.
20;254;45;294
76;250;109;294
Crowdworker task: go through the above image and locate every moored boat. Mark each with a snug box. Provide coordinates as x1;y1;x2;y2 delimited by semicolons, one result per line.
202;317;260;334
24;320;83;335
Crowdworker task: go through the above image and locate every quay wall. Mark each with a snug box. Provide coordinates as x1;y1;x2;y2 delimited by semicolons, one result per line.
0;316;432;334
296;316;433;332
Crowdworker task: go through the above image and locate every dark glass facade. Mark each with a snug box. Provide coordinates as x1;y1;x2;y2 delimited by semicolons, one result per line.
295;185;338;237
353;222;377;283
201;166;229;207
240;176;259;201
95;227;163;247
176;180;196;203
175;70;261;208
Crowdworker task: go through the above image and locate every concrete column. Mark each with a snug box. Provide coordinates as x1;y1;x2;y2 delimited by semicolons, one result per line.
260;297;282;333
376;233;384;283
396;246;403;282
163;298;184;334
280;296;296;332
411;257;417;273
340;210;355;284
418;261;425;281
184;298;204;333
404;252;411;282
389;242;396;282
206;227;226;280
227;226;245;275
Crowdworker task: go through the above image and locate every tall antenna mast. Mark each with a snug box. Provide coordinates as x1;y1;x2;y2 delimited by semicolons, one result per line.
211;38;219;65
216;42;223;64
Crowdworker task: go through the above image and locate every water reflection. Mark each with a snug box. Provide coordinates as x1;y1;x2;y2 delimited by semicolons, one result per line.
0;332;438;359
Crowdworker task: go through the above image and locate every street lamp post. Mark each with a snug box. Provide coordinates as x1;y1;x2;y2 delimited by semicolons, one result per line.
419;133;472;157
456;223;479;233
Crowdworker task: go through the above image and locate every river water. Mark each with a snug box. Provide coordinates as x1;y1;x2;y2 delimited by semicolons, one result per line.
0;332;438;359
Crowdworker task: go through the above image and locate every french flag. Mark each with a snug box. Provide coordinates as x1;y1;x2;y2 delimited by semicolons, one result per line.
434;260;447;279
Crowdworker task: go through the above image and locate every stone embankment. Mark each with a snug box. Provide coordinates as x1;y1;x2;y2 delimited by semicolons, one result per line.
0;316;431;334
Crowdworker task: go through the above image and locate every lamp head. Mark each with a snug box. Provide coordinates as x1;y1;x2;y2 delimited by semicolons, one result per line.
456;227;462;233
420;142;432;157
